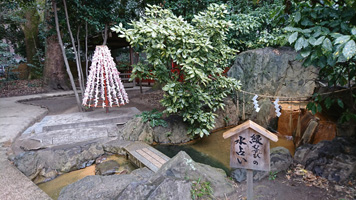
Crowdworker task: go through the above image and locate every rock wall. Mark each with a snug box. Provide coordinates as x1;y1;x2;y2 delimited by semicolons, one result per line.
119;116;192;144
294;137;356;183
213;97;239;130
12;139;132;184
228;47;319;120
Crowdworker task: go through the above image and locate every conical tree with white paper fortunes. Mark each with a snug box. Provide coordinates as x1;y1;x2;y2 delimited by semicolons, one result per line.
82;45;129;109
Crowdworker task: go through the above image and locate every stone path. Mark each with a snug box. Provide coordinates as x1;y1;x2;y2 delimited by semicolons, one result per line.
0;91;75;200
0;89;143;200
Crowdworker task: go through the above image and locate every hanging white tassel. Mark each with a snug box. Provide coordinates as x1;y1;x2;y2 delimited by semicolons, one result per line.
252;95;260;112
274;98;281;117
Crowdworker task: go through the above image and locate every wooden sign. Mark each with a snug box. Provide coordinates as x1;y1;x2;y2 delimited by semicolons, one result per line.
229;129;270;171
223;120;278;171
223;120;278;200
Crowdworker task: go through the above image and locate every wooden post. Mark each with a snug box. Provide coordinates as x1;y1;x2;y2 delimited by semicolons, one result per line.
103;72;109;113
139;79;143;93
247;169;253;200
129;46;136;87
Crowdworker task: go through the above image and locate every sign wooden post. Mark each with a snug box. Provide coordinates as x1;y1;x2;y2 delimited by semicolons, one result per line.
223;120;278;200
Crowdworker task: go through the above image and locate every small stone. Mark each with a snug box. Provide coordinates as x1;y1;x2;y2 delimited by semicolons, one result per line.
95;155;108;164
95;160;120;176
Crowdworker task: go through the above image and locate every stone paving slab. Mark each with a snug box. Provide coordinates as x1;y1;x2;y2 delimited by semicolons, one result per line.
0;88;146;200
0;147;52;200
22;107;140;134
18;125;118;150
41;108;139;132
0;91;76;200
0;89;143;200
0;91;75;144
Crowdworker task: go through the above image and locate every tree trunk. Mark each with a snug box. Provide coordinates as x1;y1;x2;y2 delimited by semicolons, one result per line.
62;0;84;95
43;34;70;90
102;24;108;45
85;21;89;78
43;1;69;90
21;7;40;79
53;0;82;111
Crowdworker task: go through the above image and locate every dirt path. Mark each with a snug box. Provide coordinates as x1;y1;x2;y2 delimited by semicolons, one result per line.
23;88;163;115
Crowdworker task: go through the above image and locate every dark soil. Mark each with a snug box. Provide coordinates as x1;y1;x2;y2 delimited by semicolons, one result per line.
230;170;354;200
0;79;46;98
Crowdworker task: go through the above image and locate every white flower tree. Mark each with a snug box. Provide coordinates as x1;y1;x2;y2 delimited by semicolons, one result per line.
82;45;129;112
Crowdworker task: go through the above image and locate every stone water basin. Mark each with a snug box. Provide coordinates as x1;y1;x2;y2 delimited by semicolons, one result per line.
38;155;136;200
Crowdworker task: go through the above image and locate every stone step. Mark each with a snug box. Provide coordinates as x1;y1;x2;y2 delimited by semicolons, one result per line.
41;116;129;132
19;125;120;150
23;116;53;135
40;126;116;146
38;107;140;133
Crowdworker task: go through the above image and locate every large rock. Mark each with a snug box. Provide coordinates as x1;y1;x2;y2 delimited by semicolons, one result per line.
150;151;236;198
120;116;192;144
116;177;192;200
59;174;138;200
13;139;130;184
14;140;104;183
95;160;120;176
59;167;153;200
214;98;239;130
231;147;293;183
228;47;318;119
250;99;278;131
294;137;356;183
119;117;154;144
59;152;236;200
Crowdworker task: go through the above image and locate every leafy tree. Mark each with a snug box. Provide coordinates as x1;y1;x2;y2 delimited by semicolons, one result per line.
0;0;44;79
112;4;241;137
227;0;287;51
0;1;26;57
284;1;356;121
0;42;19;81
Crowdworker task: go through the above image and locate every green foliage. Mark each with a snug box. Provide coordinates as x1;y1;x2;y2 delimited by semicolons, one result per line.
113;4;241;137
0;42;18;67
27;48;44;79
307;92;356;123
227;1;287;51
161;0;287;51
269;171;278;181
191;178;213;200
0;1;27;57
0;42;20;81
284;2;356;83
284;1;356;120
137;109;168;128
